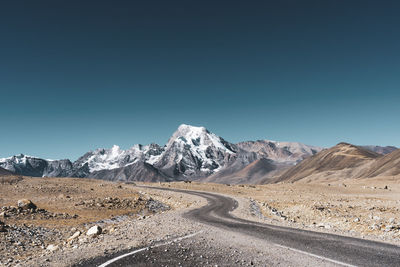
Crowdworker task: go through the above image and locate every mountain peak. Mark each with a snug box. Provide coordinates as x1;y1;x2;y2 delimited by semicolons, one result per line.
152;124;236;178
176;124;208;135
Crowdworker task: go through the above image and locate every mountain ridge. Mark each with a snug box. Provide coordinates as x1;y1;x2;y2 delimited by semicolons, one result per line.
275;143;384;183
0;124;322;183
2;125;397;184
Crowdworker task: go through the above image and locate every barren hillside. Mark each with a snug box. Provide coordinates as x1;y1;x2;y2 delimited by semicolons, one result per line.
0;167;13;176
358;149;400;178
276;143;381;183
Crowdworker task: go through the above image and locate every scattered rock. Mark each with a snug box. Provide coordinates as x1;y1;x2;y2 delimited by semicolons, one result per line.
67;231;81;242
353;218;360;222
17;199;37;210
75;197;149;210
316;223;331;229
108;226;116;234
0;221;6;232
385;225;394;232
87;225;102;236
0;205;76;220
146;198;170;213
46;244;59;252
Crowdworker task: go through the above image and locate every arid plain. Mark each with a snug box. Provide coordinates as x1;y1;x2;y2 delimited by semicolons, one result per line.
0;173;399;266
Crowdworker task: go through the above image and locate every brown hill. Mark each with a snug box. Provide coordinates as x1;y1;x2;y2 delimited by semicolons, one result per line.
0;167;13;176
357;148;400;178
276;143;381;183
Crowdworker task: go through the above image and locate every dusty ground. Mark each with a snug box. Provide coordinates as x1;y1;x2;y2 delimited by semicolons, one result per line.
0;176;198;266
150;176;400;245
0;175;399;266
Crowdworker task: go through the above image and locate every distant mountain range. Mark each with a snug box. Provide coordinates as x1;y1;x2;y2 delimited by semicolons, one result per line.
0;124;323;182
0;124;398;184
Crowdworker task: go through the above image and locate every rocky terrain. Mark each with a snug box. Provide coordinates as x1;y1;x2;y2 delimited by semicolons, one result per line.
0;173;399;266
0;176;191;266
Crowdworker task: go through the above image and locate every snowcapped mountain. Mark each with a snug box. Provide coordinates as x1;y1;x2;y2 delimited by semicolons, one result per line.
0;154;74;177
74;145;146;173
0;124;324;183
71;143;165;180
152;124;237;179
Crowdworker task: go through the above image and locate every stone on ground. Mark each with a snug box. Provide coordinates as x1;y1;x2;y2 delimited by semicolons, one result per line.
87;225;102;236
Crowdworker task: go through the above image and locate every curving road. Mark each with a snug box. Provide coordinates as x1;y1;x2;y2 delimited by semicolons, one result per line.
79;187;400;267
179;188;400;267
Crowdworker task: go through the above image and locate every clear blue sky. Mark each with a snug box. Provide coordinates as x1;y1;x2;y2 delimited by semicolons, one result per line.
1;0;399;160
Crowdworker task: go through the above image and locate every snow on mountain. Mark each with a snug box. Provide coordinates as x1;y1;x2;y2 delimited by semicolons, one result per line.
0;124;324;183
152;124;237;178
73;143;165;173
0;154;74;177
74;145;142;173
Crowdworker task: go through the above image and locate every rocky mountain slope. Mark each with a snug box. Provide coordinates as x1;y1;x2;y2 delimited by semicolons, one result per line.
202;158;283;184
203;140;322;184
0;166;13;175
88;161;170;182
152;124;238;179
0;154;74;177
236;140;322;164
71;144;164;178
357;148;400;178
